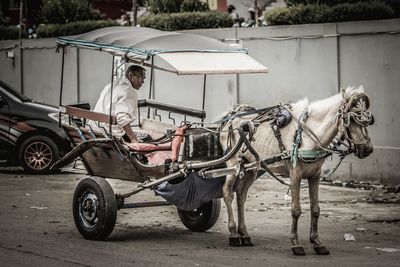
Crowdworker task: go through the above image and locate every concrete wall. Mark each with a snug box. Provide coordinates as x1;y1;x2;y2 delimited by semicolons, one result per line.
188;20;400;185
0;19;399;184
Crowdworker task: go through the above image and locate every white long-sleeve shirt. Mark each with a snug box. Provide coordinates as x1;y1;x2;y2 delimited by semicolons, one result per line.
91;78;138;137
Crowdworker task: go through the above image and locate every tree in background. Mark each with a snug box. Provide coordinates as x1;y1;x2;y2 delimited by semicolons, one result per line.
180;0;209;12
39;0;104;24
0;0;10;25
147;0;183;14
147;0;209;14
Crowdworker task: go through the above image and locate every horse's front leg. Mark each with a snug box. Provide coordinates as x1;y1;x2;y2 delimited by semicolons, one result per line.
308;175;330;255
223;173;240;246
237;170;257;246
290;176;305;255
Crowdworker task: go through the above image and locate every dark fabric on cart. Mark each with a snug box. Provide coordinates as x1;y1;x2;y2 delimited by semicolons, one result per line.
154;172;226;211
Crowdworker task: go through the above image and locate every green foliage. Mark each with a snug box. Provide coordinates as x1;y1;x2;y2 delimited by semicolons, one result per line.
180;0;209;12
139;11;233;30
0;26;28;40
40;0;103;24
285;0;383;6
147;0;183;14
36;20;118;38
266;1;394;25
147;0;209;14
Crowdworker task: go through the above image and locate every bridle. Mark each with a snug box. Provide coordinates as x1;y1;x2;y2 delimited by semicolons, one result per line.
335;92;374;148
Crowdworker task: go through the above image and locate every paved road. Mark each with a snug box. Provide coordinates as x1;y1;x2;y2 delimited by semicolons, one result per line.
0;168;399;266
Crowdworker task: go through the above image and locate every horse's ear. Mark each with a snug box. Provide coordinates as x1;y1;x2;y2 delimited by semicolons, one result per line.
340;87;346;98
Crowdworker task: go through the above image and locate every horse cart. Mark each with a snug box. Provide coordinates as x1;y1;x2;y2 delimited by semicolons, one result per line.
52;27;268;240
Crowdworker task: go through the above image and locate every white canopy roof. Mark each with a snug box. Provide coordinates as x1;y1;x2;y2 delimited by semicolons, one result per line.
157;52;268;75
57;27;268;75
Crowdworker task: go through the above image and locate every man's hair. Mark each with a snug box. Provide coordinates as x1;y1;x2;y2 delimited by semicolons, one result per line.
125;65;146;78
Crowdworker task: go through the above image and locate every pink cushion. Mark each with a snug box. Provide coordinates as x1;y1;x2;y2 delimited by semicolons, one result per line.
126;142;171;152
171;126;186;162
147;151;172;165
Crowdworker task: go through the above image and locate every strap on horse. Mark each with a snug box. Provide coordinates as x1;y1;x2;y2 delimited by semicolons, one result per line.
217;105;279;131
237;123;290;187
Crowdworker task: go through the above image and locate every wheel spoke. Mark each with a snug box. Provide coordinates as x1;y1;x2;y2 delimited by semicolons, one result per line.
39;143;45;153
42;158;51;165
42;147;51;154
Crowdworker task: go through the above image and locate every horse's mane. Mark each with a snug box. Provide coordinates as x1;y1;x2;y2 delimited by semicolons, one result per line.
218;86;365;122
291;98;309;117
291;86;365;116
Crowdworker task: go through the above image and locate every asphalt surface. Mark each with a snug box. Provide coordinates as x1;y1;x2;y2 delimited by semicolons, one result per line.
0;167;399;267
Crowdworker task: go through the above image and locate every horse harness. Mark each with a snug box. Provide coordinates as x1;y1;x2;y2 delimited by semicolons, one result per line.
220;92;373;185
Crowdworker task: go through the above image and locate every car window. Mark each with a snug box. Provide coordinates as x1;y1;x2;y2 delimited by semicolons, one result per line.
0;81;30;102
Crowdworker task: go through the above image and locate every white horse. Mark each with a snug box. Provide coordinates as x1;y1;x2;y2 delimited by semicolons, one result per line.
219;86;374;255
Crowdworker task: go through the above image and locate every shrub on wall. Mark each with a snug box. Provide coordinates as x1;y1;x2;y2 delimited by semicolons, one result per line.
285;0;378;6
266;1;395;25
36;20;118;38
139;11;233;30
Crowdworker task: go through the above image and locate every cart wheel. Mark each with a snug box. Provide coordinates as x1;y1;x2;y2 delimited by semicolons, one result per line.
73;177;117;240
177;199;221;232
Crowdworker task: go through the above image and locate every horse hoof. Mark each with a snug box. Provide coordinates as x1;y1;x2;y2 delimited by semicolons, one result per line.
292;246;306;256
229;236;241;247
314;246;330;255
240;237;254;247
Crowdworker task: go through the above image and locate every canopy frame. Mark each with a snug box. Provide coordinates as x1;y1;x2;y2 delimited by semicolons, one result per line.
57;27;268;126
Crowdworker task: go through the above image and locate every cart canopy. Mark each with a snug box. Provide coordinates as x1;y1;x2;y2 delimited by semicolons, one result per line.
57;27;268;75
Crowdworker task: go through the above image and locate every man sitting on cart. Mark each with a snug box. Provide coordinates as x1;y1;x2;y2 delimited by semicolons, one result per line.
92;65;146;143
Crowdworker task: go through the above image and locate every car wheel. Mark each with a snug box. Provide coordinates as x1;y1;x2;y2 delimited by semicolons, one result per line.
19;135;59;174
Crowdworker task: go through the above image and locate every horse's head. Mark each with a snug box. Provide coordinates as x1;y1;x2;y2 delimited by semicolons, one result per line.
338;86;374;159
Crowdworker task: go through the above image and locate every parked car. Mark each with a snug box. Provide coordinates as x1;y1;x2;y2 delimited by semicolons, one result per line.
0;80;71;173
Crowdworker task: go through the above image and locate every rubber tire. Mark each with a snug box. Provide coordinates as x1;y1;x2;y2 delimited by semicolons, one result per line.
177;199;221;232
19;135;59;174
73;177;117;240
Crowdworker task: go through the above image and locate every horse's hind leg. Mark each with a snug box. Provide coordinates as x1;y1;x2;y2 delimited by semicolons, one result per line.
237;170;257;246
223;174;240;247
308;175;330;255
290;176;305;255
